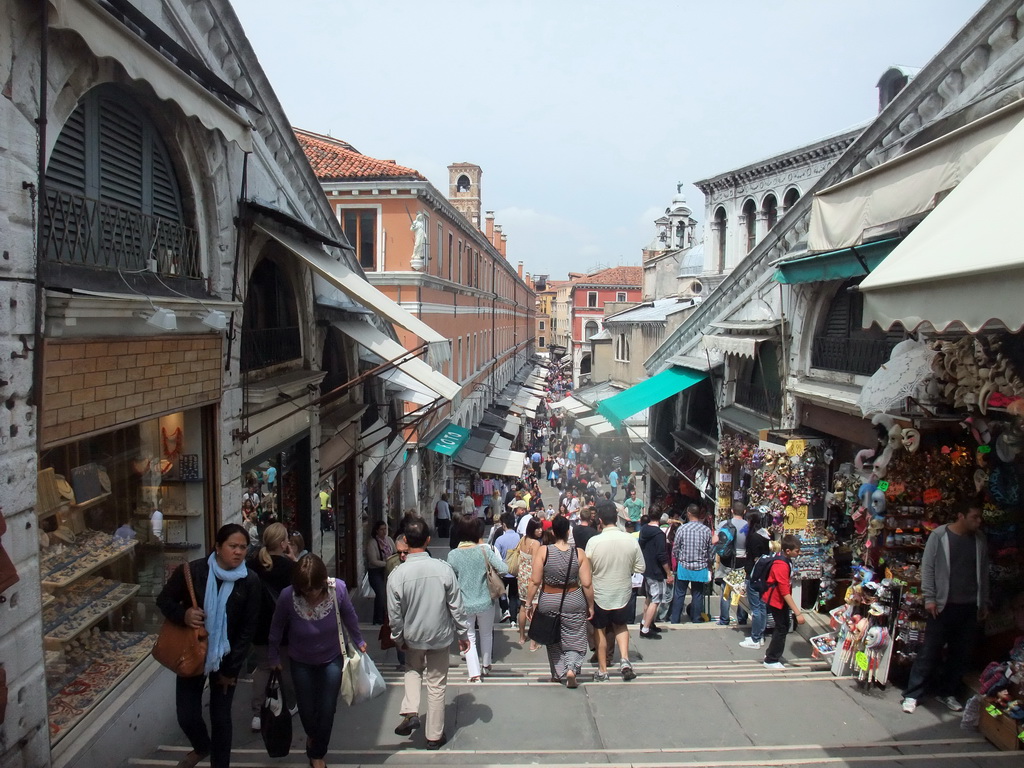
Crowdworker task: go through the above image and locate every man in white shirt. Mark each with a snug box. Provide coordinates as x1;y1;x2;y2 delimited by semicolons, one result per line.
585;501;643;682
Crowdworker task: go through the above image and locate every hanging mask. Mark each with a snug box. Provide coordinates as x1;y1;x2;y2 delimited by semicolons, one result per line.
901;428;921;454
870;489;887;517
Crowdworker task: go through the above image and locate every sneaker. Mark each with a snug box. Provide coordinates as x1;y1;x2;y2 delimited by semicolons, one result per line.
592;671;609;682
638;630;661;640
763;661;786;670
394;714;422;736
939;696;963;712
739;637;764;649
500;610;511;622
288;704;298;716
250;715;261;732
620;663;637;681
648;623;663;634
509;620;518;630
425;733;448;750
716;619;731;626
901;697;918;714
468;676;482;683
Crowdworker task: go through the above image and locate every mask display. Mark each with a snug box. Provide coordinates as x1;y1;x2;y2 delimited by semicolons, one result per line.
870;489;887;517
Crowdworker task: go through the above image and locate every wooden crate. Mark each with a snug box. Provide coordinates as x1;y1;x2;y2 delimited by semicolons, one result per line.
979;707;1022;751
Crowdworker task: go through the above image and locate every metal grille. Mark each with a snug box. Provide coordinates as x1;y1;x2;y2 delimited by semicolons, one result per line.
240;326;301;371
42;188;200;278
734;380;782;418
811;336;898;377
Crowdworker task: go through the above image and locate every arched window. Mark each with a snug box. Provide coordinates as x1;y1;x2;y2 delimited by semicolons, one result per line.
783;188;800;213
44;84;196;276
241;258;301;371
615;333;630;362
743;199;757;253
457;174;471;192
714;207;727;270
762;194;778;232
584;321;599;340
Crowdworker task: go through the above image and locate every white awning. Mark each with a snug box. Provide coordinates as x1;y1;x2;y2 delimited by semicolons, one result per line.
378;367;437;406
551;396;591;415
257;225;451;364
331;320;461;401
48;0;253;151
480;449;527;477
576;414;616;436
860;112;1024;333
701;334;772;359
501;414;521;437
808;99;1024;251
490;435;513;451
361;418;390;478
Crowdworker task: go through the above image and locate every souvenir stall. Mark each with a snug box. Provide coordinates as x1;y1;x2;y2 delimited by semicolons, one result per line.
717;433;833;608
821;334;1024;689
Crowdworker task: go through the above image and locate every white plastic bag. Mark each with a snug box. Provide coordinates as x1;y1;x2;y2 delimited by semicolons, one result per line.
341;647;387;705
358;571;373;599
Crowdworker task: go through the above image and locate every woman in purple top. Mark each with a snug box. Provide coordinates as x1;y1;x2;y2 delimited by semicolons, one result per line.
269;554;365;768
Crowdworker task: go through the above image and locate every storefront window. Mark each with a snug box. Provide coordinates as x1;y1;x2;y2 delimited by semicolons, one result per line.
37;408;212;744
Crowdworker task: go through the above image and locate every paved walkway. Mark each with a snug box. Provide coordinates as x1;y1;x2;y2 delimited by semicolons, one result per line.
126;544;1007;767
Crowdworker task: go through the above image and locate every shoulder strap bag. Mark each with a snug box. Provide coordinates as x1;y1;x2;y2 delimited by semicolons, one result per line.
153;562;209;677
481;545;505;600
527;546;574;646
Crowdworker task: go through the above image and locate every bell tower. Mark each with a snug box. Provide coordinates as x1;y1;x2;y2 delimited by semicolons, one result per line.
448;163;482;228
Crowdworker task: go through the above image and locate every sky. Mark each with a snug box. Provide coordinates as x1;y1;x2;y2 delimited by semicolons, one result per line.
232;0;976;281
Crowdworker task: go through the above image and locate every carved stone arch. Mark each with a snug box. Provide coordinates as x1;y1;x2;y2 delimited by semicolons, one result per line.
790;283;828;371
782;186;802;212
241;238;307;371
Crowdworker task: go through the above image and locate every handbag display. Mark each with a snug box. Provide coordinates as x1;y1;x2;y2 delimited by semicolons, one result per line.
152;563;208;677
330;578;385;705
481;545;505;600
527;546;574;646
260;669;291;758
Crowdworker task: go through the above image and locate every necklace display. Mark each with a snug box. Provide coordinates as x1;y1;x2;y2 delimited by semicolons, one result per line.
161;427;183;460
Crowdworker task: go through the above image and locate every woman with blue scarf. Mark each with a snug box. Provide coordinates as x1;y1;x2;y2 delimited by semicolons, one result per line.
157;524;260;768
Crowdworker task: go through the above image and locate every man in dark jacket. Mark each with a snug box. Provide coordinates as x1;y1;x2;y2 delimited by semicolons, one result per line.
638;514;673;638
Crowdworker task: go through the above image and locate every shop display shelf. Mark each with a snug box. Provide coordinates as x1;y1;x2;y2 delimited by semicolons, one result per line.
41;592;55;609
42;539;138;589
43;584;139;650
132;508;203;518
37;492;112;523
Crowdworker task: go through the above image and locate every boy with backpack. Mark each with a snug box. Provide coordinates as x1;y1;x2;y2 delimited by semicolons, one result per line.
758;534;806;669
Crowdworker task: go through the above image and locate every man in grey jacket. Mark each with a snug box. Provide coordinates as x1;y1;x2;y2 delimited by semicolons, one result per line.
901;501;989;714
387;519;469;748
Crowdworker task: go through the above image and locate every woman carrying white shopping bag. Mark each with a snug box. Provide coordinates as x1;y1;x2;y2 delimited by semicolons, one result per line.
268;555;365;768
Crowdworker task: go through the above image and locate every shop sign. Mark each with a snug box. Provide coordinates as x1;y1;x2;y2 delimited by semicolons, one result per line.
427;425;471;457
784;505;809;529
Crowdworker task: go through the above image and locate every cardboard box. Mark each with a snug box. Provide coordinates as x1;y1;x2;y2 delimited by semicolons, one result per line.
979;707;1022;751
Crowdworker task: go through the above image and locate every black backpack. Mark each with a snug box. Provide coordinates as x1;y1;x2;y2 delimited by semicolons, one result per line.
749;553;786;597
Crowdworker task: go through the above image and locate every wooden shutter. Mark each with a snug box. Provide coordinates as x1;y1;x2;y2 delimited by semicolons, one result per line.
48;104;88;193
97;94;144;210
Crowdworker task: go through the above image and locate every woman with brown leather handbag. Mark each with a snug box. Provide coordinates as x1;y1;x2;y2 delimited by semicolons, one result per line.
156;524;260;768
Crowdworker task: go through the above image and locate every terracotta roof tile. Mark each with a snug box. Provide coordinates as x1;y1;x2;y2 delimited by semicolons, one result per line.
573;266;642;287
294;128;426;182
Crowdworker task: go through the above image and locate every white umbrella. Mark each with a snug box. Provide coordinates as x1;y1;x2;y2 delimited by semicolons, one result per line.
857;339;936;417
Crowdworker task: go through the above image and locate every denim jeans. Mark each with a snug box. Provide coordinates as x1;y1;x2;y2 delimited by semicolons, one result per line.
747;585;767;642
719;585;749;624
903;602;978;701
669;579;706;623
176;672;236;768
291;656;344;760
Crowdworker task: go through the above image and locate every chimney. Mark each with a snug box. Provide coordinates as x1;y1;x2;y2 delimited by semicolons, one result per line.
517;261;523;279
485;211;495;240
501;233;508;258
492;224;502;250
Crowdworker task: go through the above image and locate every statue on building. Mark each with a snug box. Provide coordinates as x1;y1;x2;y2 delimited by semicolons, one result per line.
410;211;428;270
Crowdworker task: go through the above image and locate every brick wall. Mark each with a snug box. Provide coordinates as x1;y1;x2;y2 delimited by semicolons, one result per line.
41;335;223;447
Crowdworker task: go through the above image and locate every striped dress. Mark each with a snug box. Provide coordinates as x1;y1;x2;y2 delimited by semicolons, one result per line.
536;544;587;679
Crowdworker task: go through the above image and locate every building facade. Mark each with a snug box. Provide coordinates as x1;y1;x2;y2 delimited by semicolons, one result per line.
567;267;643;386
295;130;536;512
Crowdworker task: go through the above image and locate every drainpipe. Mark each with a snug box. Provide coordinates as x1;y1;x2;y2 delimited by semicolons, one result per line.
32;2;50;453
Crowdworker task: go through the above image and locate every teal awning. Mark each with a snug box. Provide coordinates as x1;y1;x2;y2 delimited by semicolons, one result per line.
598;367;706;427
426;424;470;456
773;237;901;285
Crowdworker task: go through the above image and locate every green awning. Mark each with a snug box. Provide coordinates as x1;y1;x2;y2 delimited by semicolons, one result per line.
426;424;470;456
773;237;902;285
598;367;706;427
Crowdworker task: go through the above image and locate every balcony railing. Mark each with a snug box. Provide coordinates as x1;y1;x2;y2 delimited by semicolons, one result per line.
811;336;898;377
241;327;301;372
42;188;201;278
734;380;782;418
